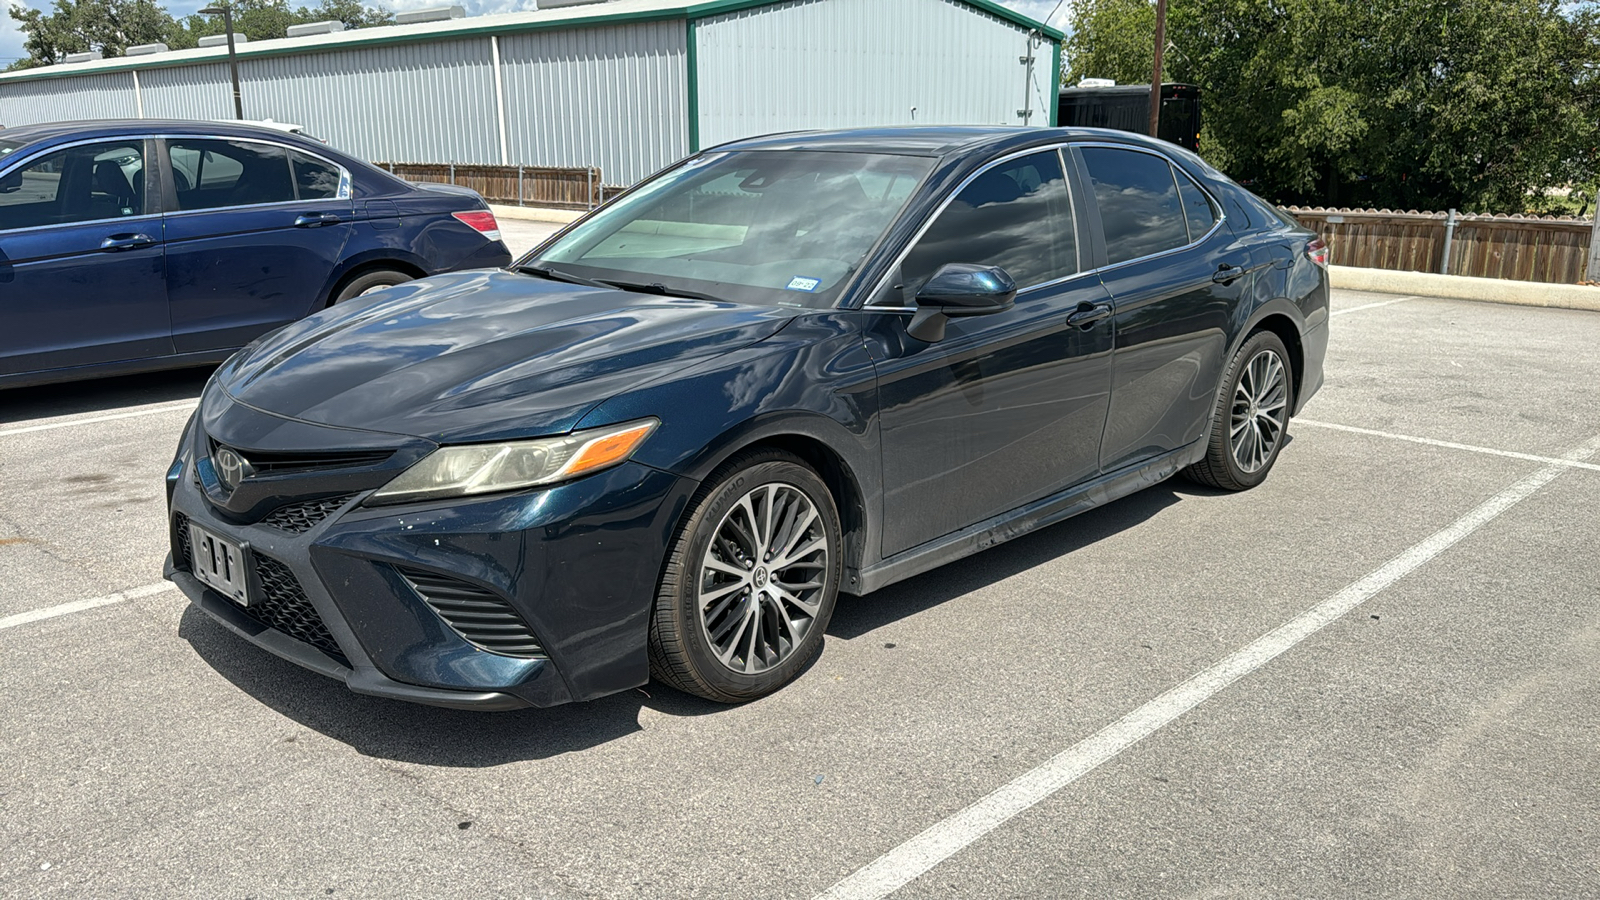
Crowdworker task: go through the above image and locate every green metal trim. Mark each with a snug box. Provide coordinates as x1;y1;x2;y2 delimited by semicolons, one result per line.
0;0;1064;85
1049;38;1062;126
686;18;700;153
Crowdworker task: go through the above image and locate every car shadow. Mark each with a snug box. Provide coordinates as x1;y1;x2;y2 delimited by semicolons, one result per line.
178;605;728;767
1;366;214;425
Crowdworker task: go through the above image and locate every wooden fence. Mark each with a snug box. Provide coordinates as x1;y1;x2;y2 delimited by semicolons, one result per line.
374;162;607;210
1284;207;1597;285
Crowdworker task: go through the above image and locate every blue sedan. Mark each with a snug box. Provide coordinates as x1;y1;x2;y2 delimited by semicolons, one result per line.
0;119;511;388
165;126;1328;710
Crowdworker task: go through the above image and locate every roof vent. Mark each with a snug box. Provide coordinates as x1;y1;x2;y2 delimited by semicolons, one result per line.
286;20;345;37
197;33;250;48
1077;77;1116;88
538;0;614;7
62;50;103;64
395;5;465;24
126;43;169;56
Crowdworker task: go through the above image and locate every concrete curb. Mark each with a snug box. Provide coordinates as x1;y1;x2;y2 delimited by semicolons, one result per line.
1330;266;1600;312
489;204;585;225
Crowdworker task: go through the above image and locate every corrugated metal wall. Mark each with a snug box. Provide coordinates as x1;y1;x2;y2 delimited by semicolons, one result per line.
499;20;689;186
694;0;1054;148
140;63;237;121
0;72;138;124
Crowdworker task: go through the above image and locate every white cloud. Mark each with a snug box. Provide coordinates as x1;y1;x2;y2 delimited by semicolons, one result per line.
2;0;29;68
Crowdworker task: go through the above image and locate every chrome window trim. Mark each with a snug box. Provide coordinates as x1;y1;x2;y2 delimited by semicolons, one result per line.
0;131;354;233
859;144;1086;311
860;140;1232;315
0;135;155;235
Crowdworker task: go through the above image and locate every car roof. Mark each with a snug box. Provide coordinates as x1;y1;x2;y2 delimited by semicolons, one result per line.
0;118;317;146
707;125;1177;158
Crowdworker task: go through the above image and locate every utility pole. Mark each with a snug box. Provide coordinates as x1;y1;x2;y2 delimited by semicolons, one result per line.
199;4;244;119
1148;0;1167;138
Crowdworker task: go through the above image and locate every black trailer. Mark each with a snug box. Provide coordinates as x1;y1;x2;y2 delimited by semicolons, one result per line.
1056;83;1201;152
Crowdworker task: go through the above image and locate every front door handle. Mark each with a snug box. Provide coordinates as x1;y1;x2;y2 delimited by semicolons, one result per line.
1212;264;1248;284
1067;302;1112;329
99;233;155;252
294;213;341;228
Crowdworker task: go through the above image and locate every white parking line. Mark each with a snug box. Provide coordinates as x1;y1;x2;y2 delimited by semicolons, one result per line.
0;402;197;438
1330;295;1417;316
0;582;176;632
814;432;1600;900
1296;419;1600;473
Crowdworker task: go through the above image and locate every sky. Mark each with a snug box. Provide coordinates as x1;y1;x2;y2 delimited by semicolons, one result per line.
1;0;1069;72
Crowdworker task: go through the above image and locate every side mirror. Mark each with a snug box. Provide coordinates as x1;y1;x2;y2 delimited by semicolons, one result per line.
0;172;20;194
907;263;1017;342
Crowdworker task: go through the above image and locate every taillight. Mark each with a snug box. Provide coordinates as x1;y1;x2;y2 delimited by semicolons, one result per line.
1306;238;1329;267
452;210;502;241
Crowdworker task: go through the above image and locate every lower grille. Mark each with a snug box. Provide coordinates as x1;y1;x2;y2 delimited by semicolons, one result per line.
173;513;194;569
396;566;546;658
261;494;357;534
251;555;348;664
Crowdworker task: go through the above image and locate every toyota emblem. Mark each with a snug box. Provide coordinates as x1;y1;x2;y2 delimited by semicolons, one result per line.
214;446;250;491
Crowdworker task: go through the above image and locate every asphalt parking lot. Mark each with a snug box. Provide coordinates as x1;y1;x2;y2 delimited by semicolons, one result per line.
3;237;1598;897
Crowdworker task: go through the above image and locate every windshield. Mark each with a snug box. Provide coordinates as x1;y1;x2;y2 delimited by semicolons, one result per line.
527;150;934;309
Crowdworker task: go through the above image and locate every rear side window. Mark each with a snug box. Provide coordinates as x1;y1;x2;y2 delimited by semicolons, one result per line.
291;151;342;200
0;140;146;231
1080;146;1190;264
1175;172;1218;242
168;139;295;210
900;149;1079;294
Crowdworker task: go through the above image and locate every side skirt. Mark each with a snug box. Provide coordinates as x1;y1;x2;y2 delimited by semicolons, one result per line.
847;439;1206;596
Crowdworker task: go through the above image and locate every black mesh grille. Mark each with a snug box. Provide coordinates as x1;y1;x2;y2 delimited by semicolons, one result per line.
173;513;193;570
260;494;357;534
396;566;545;658
251;555;347;664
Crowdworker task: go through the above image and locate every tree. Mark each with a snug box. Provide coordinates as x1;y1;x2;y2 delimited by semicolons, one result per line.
1064;0;1155;86
1064;0;1600;212
174;0;393;47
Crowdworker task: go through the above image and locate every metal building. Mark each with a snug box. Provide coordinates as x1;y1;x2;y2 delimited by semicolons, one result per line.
0;0;1061;185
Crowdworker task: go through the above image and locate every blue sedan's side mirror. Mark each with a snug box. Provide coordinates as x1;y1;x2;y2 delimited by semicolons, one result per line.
907;263;1017;342
0;172;20;194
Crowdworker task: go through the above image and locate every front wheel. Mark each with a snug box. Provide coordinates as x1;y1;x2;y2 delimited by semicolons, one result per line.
648;451;843;703
1184;331;1294;491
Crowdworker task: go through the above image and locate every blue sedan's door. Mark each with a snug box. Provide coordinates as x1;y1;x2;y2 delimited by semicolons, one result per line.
0;138;171;377
867;149;1115;558
162;137;353;354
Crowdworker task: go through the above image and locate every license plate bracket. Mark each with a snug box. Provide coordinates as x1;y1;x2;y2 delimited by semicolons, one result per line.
188;522;253;607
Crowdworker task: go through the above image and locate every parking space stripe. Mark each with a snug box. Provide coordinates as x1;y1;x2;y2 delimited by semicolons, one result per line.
1296;419;1600;473
814;432;1600;900
0;582;175;632
0;402;197;439
1330;295;1417;316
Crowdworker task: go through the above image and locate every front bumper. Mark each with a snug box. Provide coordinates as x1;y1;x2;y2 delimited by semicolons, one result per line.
165;399;694;710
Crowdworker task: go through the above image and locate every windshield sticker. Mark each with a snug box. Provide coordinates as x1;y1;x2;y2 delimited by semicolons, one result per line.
785;276;822;293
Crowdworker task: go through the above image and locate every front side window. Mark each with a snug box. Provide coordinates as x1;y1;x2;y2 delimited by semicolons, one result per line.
167;139;295;210
1080;146;1191;264
900;149;1078;295
532;150;934;309
0;140;146;231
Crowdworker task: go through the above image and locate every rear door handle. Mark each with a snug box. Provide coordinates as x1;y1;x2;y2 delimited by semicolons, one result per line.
294;213;341;227
1212;264;1248;284
99;233;155;252
1067;302;1112;329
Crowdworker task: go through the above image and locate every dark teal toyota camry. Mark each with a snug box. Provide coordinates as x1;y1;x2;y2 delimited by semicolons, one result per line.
165;126;1328;710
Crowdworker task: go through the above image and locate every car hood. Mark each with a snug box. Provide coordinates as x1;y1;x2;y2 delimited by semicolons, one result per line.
216;269;796;442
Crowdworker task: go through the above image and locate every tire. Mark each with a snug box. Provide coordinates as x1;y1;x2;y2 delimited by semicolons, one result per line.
648;450;843;703
330;269;412;305
1184;330;1294;491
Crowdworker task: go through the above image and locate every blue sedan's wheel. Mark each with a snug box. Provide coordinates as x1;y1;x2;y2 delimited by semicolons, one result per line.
649;450;842;702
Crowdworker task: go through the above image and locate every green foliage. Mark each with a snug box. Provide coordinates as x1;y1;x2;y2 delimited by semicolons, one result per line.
1064;0;1600;212
8;0;395;69
1064;0;1155;86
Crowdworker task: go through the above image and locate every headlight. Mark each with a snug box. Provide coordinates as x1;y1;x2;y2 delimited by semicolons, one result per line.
366;418;659;506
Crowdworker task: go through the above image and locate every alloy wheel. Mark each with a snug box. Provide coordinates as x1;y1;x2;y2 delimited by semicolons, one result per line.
697;482;830;675
1229;348;1289;474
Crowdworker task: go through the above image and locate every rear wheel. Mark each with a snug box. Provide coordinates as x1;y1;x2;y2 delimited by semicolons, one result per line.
1184;330;1293;490
331;268;412;305
648;450;842;703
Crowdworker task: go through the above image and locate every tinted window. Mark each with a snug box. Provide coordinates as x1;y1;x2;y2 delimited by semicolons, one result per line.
1175;171;1217;242
0;141;145;231
292;151;342;200
1081;147;1190;264
901;150;1078;294
168;139;294;210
